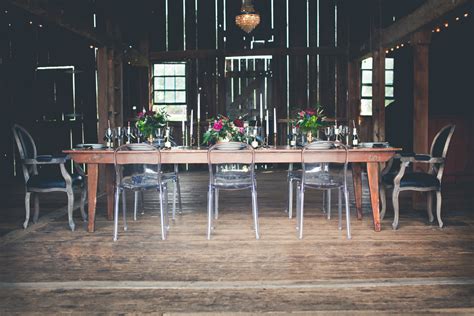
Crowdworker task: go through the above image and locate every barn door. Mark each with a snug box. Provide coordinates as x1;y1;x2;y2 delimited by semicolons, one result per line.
224;56;272;121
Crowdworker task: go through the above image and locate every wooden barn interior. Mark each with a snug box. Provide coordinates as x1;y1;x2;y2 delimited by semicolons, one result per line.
0;0;473;313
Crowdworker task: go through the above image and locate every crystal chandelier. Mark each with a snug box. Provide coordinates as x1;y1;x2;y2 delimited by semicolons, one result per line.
235;0;261;33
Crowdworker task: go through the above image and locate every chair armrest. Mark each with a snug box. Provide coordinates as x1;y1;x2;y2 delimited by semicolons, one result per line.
23;157;68;165
400;155;444;164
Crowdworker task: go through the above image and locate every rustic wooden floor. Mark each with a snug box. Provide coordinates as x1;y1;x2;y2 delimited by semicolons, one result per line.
0;170;473;314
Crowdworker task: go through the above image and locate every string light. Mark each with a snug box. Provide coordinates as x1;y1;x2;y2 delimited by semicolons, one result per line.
444;22;449;27
464;13;469;17
456;17;460;21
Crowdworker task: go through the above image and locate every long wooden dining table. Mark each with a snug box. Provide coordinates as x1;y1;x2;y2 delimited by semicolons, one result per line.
64;146;399;233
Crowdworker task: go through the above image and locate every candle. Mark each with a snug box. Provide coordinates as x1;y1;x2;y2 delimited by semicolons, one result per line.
107;119;110;129
273;108;277;134
259;93;263;125
265;109;269;137
197;93;201;121
190;109;193;138
182;120;185;135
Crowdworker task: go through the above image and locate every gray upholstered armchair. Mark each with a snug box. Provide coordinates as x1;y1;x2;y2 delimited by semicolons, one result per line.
12;124;87;230
380;125;455;229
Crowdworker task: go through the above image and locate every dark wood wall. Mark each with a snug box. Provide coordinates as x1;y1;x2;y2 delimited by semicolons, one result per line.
147;0;349;141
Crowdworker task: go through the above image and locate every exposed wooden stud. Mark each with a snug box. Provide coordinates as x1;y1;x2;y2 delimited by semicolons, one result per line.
372;46;385;142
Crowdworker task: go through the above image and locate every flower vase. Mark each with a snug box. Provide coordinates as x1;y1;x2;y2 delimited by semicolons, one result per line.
306;131;313;143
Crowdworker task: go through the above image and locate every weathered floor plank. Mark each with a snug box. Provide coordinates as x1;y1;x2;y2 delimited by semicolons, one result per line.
0;170;473;313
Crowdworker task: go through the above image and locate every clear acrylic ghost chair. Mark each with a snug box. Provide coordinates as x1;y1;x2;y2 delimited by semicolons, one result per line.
296;141;351;239
207;142;259;239
12;124;87;231
380;124;455;229
113;144;172;241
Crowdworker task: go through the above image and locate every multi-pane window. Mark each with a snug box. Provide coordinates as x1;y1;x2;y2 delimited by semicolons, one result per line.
152;62;187;121
360;57;395;116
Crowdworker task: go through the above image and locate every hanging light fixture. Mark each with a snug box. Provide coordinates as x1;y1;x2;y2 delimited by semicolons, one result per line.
235;0;260;33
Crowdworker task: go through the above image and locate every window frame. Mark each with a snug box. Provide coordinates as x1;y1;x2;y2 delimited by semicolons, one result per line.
360;57;395;116
151;61;187;121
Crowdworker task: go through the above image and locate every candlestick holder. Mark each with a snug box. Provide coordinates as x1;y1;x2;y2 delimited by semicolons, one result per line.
262;136;270;148
196;119;201;149
273;134;278;147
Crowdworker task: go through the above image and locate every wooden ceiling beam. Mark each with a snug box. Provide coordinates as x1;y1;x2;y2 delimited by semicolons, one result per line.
7;0;118;48
353;0;470;60
150;47;348;61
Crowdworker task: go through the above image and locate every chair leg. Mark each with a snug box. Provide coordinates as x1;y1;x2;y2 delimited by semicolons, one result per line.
298;187;305;239
140;191;145;215
80;187;87;222
176;171;183;215
436;190;443;228
24;192;31;229
392;187;400;230
172;179;177;220
207;185;213;240
164;185;170;230
133;191;139;221
66;190;75;231
33;193;40;224
344;186;352;240
380;185;387;220
122;190;127;231
159;185;167;240
427;191;434;223
251;186;260;240
214;188;219;220
296;183;301;230
113;188;120;241
288;178;293;219
338;187;342;230
322;189;326;214
327;190;332;220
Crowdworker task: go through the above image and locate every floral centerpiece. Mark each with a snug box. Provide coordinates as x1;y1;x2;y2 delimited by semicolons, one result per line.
294;105;326;142
203;114;247;145
136;108;169;141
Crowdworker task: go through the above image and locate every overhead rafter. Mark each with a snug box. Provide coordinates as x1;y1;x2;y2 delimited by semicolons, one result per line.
353;0;470;60
7;0;118;48
150;47;348;61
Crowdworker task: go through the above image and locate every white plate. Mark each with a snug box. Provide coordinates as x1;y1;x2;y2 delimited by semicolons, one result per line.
306;143;334;149
215;142;245;150
76;143;106;149
127;144;155;151
358;142;389;148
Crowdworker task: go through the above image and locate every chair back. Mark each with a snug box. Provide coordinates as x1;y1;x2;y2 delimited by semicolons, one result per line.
207;142;255;188
113;144;162;189
429;124;455;181
12;124;38;182
301;141;349;188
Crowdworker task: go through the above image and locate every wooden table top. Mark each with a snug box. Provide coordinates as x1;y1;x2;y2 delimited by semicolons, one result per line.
64;146;401;164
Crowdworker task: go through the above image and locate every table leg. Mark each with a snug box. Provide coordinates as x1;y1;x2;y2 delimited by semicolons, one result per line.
351;163;363;220
367;162;381;232
105;164;114;221
87;163;98;232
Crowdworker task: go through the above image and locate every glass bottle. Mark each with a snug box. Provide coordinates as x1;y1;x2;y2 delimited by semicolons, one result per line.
352;120;359;147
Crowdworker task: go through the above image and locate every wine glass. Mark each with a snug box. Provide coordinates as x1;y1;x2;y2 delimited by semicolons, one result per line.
115;127;125;146
134;127;144;143
340;125;350;145
104;127;114;148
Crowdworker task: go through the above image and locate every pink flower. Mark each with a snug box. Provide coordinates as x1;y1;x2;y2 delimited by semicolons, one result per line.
305;108;316;116
238;127;245;134
213;120;223;131
298;111;306;117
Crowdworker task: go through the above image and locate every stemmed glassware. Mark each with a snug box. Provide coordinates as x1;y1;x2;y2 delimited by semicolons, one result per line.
339;125;350;145
115;127;125;147
135;127;144;143
104;127;114;148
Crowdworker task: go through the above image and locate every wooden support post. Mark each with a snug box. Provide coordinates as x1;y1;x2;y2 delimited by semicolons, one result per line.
412;29;432;208
372;46;385;142
347;60;361;126
413;30;432;165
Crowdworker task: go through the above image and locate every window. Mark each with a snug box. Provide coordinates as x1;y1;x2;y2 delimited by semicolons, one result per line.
152;62;187;121
360;57;395;116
